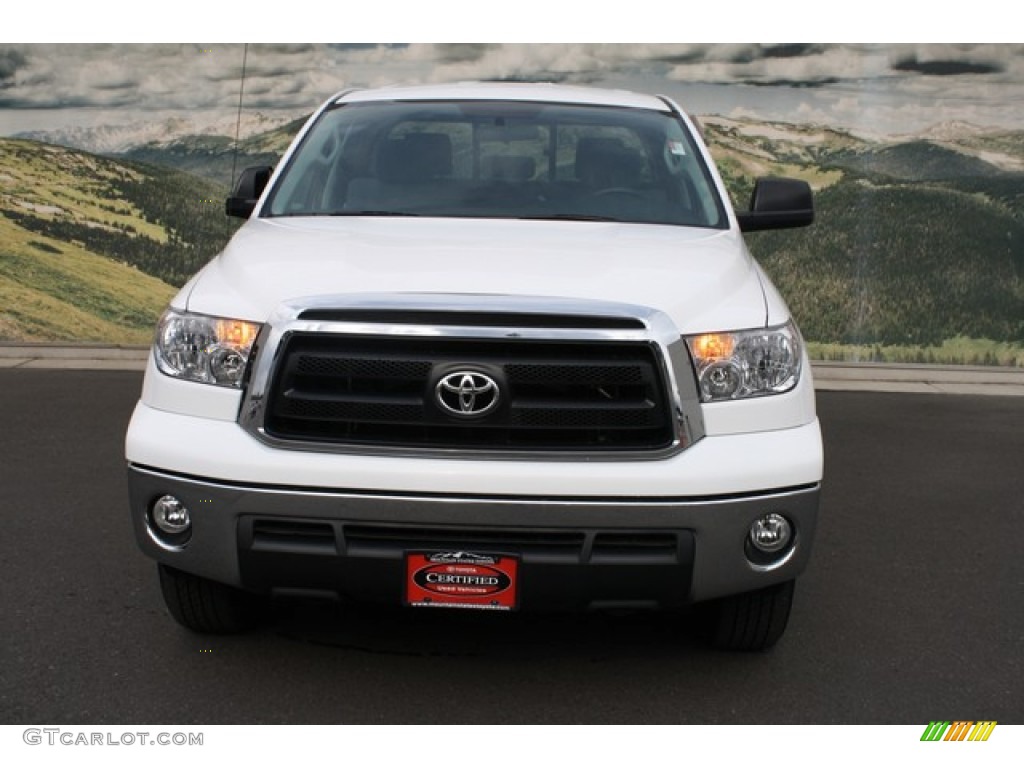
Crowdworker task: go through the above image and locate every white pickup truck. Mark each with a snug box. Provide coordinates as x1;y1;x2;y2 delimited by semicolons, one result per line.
126;82;822;650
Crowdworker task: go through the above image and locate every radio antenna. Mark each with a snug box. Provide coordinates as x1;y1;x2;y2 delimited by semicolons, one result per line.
229;42;249;191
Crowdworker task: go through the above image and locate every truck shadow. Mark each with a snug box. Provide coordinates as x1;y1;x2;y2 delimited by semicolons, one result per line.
266;597;709;660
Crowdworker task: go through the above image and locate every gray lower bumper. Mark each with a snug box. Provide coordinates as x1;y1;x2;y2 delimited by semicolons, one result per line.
128;464;819;607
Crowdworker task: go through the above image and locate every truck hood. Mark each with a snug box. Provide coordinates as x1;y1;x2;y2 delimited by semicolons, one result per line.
182;217;771;334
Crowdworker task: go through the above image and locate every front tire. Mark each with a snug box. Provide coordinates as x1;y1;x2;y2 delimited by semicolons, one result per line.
158;564;262;634
705;579;795;651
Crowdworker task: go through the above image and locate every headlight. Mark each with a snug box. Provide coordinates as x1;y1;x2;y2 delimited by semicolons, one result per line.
154;309;261;388
685;321;802;402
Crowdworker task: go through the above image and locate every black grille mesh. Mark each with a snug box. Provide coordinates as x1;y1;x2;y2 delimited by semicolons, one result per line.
263;333;674;451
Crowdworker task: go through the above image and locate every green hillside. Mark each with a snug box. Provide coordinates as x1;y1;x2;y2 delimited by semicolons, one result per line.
701;120;1024;365
827;140;1005;181
748;180;1024;348
0;138;233;343
702;118;852;207
120;116;305;186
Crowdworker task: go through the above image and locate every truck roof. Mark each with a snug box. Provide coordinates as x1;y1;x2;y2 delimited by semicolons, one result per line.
334;81;673;112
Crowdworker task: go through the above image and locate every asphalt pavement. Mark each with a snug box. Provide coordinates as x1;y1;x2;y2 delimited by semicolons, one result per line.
1;366;1022;724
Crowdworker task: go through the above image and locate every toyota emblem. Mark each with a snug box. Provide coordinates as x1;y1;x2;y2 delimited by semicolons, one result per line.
436;371;500;417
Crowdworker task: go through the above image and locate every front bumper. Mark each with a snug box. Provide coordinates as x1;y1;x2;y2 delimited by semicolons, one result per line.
128;463;820;608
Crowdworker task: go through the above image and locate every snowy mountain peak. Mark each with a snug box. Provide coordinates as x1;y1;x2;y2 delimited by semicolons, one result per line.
15;111;297;154
911;120;993;141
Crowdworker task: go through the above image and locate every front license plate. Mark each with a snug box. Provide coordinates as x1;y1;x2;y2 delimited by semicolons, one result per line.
405;551;519;611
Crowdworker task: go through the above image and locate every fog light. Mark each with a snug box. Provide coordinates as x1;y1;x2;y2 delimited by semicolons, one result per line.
152;495;191;535
749;513;792;554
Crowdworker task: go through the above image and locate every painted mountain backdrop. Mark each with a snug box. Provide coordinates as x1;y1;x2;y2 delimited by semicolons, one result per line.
1;115;1022;363
0;138;228;341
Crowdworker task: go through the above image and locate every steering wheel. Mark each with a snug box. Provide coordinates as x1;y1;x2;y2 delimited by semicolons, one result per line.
591;187;644;198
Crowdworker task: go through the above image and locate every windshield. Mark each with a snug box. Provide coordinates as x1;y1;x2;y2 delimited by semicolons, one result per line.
264;100;727;228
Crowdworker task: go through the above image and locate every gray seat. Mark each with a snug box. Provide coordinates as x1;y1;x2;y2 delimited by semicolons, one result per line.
344;133;454;211
574;137;645;189
377;133;453;182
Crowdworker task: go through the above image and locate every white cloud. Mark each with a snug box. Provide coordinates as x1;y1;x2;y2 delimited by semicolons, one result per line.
1;43;1023;137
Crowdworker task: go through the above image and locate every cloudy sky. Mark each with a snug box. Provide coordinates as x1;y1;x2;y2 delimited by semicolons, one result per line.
2;43;1023;138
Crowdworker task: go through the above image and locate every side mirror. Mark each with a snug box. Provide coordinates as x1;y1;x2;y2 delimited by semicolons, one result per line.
737;177;814;232
225;166;274;219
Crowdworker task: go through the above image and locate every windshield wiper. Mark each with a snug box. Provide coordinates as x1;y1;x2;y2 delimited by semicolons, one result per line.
517;213;620;222
268;210;422;218
329;210;421;217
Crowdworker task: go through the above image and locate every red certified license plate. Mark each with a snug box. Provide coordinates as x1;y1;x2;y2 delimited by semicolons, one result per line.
405;552;519;611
